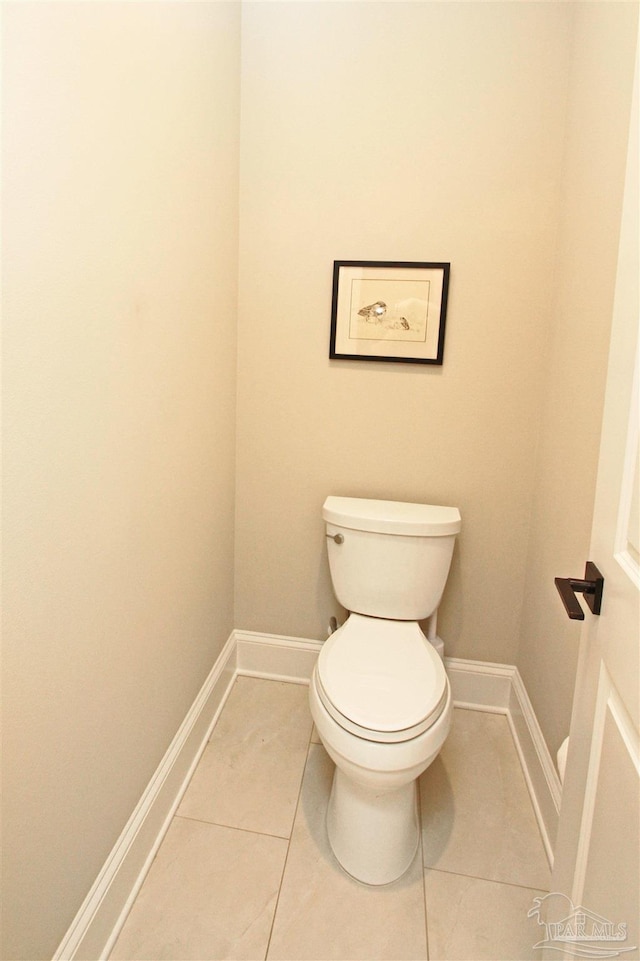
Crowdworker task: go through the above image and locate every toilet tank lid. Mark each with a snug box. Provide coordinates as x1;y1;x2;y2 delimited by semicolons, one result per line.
322;496;461;536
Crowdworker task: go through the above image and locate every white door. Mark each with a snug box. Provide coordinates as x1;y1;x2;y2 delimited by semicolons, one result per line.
542;34;639;961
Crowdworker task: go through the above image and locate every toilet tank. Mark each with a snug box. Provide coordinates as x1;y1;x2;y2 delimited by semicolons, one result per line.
323;496;461;621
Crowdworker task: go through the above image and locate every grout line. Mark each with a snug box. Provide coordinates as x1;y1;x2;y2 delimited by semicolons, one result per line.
173;813;290;843
263;722;316;961
417;778;430;961
422;864;549;894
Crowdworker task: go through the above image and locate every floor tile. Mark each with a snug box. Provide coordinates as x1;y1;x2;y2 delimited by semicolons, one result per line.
267;744;428;961
109;817;287;961
424;869;545;961
178;676;312;838
420;709;550;890
110;684;553;961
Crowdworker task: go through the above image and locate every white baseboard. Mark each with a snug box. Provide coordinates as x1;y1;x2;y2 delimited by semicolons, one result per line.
53;633;238;961
54;630;560;960
508;668;562;864
235;629;322;684
445;656;514;711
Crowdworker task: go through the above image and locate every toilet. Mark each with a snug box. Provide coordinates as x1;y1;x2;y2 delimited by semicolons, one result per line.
309;495;461;885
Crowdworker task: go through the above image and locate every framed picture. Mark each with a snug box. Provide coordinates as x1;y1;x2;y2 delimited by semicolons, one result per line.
329;261;450;365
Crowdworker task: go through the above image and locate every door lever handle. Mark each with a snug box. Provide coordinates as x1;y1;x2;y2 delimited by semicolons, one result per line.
554;562;604;620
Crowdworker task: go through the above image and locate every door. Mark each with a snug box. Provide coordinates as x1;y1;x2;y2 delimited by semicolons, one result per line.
541;32;639;961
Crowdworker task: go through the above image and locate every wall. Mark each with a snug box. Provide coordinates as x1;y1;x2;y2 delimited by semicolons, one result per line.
3;4;637;957
235;1;573;661
517;3;639;763
1;4;240;959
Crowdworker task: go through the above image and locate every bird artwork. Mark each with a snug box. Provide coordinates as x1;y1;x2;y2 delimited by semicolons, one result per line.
358;300;387;323
350;288;429;343
357;299;412;332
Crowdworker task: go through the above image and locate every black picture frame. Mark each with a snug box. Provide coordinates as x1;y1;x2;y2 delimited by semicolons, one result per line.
329;260;450;365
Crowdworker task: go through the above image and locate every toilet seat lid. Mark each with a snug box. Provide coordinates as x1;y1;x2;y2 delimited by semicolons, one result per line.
316;614;448;742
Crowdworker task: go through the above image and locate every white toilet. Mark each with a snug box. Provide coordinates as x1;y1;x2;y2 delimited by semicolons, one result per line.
309;495;461;885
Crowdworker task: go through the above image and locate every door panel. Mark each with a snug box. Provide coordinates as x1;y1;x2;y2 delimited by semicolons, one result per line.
547;23;639;961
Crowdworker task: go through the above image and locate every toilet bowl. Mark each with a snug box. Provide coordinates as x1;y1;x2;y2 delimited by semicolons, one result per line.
310;614;452;884
311;496;461;885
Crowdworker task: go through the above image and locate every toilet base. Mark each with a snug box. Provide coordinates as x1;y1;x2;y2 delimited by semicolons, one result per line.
326;766;420;885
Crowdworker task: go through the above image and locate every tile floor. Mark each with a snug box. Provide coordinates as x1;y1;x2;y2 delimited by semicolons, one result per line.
109;676;551;961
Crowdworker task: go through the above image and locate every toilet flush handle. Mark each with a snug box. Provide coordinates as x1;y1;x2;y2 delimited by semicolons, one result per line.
327;532;344;545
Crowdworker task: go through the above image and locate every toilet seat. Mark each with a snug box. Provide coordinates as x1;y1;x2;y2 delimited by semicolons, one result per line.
316;614;448;743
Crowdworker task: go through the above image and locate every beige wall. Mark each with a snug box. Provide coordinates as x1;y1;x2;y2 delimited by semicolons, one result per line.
516;3;639;764
235;1;573;659
1;4;240;958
